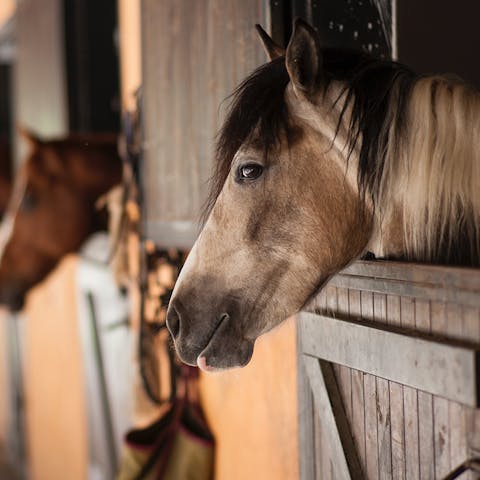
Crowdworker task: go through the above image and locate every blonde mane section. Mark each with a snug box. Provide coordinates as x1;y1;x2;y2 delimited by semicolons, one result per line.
379;76;480;263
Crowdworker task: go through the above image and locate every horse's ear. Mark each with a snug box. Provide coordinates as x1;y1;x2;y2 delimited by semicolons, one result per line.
285;18;323;97
255;24;285;60
17;127;42;149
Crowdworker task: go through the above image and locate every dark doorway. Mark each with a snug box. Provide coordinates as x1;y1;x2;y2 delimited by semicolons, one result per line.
64;0;120;133
397;0;480;89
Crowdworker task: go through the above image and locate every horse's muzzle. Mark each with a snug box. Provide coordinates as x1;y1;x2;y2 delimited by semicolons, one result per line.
166;297;254;371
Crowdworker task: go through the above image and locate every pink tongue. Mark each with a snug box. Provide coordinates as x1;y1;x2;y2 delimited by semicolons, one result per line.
197;356;218;372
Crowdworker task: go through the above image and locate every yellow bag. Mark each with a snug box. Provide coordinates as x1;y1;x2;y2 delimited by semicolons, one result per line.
118;368;214;480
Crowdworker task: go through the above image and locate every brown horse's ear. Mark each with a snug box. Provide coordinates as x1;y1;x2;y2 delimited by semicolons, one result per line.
17;126;42;149
255;24;285;60
285;18;323;98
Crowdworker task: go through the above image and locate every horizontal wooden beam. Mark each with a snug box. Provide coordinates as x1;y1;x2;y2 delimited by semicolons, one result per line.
327;274;480;307
343;260;480;292
299;312;480;407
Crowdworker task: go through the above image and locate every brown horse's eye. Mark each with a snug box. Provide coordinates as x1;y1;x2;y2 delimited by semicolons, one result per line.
20;192;37;212
237;164;264;182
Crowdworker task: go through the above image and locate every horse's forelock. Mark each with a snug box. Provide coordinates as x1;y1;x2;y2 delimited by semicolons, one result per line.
201;57;292;225
201;50;417;225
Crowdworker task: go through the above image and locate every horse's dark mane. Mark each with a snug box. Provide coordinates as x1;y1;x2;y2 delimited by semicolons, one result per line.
205;49;416;221
204;56;291;221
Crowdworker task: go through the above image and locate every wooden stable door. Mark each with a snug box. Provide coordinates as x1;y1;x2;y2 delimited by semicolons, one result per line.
298;261;480;479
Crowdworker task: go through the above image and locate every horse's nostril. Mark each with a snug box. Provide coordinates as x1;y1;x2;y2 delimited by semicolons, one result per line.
219;313;230;323
166;305;181;339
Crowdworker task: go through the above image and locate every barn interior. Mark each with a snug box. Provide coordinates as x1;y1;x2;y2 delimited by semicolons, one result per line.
0;1;479;479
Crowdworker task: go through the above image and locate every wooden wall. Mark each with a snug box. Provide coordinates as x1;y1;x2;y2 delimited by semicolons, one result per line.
142;0;267;246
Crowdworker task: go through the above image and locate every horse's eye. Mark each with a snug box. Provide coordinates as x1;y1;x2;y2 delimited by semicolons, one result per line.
237;164;264;181
20;192;37;212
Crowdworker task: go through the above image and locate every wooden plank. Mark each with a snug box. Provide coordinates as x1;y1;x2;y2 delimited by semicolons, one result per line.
415;299;435;480
387;295;405;480
376;378;392;480
299;312;480;406
373;293;392;480
325;286;338;317
447;302;468;471
348;290;366;473
142;0;267;240
329;283;356;479
313;407;326;480
460;306;480;480
401;297;420;480
328;274;480;308
297;331;316;480
302;356;364;479
364;374;379;480
431;301;451;478
337;288;352;422
361;291;379;480
341;260;480;292
464;306;480;463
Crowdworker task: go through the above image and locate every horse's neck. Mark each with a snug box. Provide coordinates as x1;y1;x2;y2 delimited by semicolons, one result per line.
371;76;480;264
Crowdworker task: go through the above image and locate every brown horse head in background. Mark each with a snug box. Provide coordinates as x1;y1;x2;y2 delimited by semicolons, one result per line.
0;131;122;310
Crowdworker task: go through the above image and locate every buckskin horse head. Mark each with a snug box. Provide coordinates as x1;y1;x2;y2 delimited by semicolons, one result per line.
0;131;122;310
167;20;480;371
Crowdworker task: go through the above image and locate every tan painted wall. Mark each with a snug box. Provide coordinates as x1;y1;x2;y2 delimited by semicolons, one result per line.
199;318;298;480
23;256;87;480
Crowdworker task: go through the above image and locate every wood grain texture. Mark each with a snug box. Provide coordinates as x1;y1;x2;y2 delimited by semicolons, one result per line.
373;293;392;480
400;297;420;480
300;313;479;406
415;299;435;480
303;356;363;479
349;289;367;476
337;287;353;422
447;302;468;472
142;0;267;241
362;291;379;480
300;261;480;479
